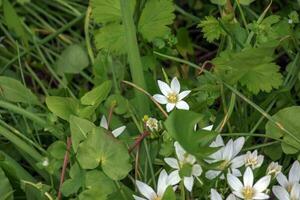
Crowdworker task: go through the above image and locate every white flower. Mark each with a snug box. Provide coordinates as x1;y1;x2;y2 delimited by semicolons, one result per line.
146;117;159;132
227;167;271;200
133;169;177;200
210;189;237;200
273;183;300;200
244;150;264;169
205;136;245;180
266;162;282;177
276;161;300;193
288;19;293;24
42;157;49;167
153;77;191;112
100;115;126;137
164;142;202;192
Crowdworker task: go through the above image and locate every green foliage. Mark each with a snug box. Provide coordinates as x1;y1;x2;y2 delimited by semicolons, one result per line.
213;47;283;94
266;106;300;154
198;16;226;43
61;163;84;197
138;0;175;42
162;186;176;200
56;44;89;74
239;0;256;5
46;96;78;120
76;128;131;180
210;0;226;5
0;76;39;105
0;167;13;200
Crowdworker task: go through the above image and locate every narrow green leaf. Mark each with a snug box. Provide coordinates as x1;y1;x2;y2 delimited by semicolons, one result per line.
0;167;13;200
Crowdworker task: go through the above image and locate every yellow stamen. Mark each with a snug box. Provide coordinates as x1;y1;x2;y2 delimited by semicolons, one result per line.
242;186;254;200
167;93;178;103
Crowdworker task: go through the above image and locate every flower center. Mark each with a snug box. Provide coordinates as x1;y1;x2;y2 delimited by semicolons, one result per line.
218;160;230;170
242;186;254;200
167;93;178;103
146;118;158;130
246;157;257;167
154;197;161;200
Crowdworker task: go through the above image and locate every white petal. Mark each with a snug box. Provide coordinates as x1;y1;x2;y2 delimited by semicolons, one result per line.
153;94;168;104
166;103;176;112
226;194;237;200
253;175;271;193
231;155;245;169
210;189;222;200
164;158;179;169
178;90;191;100
227;174;243;192
168;170;181;185
133;195;147;200
157;170;168;197
232;191;244;199
233;137;245;157
170;77;180;93
157;80;172;96
206;170;222;180
174;142;186;162
291;183;300;199
136;181;157;200
223;140;234;161
231;168;242;177
276;173;289;188
255;155;264;168
175;101;189;110
244;167;254;187
192;164;202;177
214;135;225;147
253;192;269;199
272;186;290;200
183;176;194;192
100;116;108;129
203;125;213;131
185;154;196;165
289;160;300;184
111;126;126;137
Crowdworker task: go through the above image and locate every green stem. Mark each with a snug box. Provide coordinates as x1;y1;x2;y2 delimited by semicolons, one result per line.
120;0;150;116
180;181;185;200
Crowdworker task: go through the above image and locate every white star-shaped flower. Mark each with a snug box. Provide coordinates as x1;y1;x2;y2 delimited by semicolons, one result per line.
266;162;282;177
210;189;237;200
273;183;300;200
100;115;126;137
205;135;245;180
133;169;178;200
164;142;202;192
153;77;191;112
227;167;271;200
244;150;264;170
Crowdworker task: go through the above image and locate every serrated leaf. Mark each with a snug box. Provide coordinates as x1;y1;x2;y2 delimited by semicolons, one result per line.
90;0;136;24
94;24;126;53
138;0;175;42
212;47;283;94
0;76;39;104
46;96;79;120
56;44;89;74
76;128;131;180
198;16;225;43
80;80;112;106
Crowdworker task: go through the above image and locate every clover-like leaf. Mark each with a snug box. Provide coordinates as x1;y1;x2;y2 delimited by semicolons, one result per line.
76;128;131;180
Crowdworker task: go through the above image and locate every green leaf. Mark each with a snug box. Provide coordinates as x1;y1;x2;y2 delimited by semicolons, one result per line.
239;0;256;5
198;16;226;43
46;96;79;120
94;24;126;53
164;110;218;159
61;163;84;197
56;44;89;74
76;128;131;180
212;47;283;94
105;94;128;115
90;0;136;24
47;141;66;160
0;76;39;105
266;106;300;154
70;115;95;152
210;0;226;5
176;28;194;57
162;186;176;200
3;0;28;44
138;0;175;42
0;167;13;200
80;80;112;106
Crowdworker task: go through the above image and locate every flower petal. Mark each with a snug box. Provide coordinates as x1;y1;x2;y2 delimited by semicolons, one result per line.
206;170;222;180
244;167;254;187
112;126;126;137
157;170;168;197
100;116;108;129
133;195;147;200
210;189;222;200
178;90;191;100
253;175;271;193
253;192;269;199
192;164;202;177
168;170;181;185
175;101;189;110
166;103;176;112
223;140;234;161
227;174;243;192
153;94;168;104
272;186;289;200
136;180;157;200
291;183;300;200
174;142;186;162
289;160;300;184
164;158;179;169
203;125;213;131
276;173;289;188
183;176;194;192
226;194;237;200
233;137;245;157
231;155;245;169
157;80;172;96
170;77;180;93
